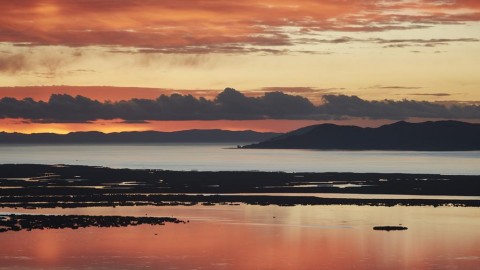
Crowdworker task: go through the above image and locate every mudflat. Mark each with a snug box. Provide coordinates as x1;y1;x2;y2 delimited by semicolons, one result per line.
0;164;478;208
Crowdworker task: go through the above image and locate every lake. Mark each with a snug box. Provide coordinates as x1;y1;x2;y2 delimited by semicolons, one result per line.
0;143;479;175
1;204;479;270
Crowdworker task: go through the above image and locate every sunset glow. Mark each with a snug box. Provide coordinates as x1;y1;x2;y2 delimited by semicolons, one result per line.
1;3;479;270
1;0;479;133
0;118;401;134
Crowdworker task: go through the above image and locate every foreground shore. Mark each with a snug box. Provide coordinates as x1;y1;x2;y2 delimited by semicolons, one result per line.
0;164;479;208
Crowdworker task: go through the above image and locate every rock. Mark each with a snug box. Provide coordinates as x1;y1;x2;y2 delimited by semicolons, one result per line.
373;226;408;231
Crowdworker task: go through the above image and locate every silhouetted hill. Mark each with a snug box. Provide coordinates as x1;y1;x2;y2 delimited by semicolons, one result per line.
0;130;281;143
243;121;480;151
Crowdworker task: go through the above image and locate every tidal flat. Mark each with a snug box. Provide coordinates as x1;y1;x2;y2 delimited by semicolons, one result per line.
0;164;479;208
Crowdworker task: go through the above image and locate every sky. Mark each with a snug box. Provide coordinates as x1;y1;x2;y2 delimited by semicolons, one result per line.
0;0;479;133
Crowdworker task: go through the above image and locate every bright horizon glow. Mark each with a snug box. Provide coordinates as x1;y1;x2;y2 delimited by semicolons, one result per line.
0;119;398;134
3;118;478;134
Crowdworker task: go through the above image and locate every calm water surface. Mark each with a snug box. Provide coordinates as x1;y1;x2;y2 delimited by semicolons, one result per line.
1;145;478;269
0;143;479;174
0;204;479;270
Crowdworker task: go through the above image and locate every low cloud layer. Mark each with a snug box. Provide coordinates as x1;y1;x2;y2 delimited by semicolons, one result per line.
0;88;478;123
318;95;479;120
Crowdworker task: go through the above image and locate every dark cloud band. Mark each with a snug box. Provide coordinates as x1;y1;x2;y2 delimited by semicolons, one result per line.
0;88;478;122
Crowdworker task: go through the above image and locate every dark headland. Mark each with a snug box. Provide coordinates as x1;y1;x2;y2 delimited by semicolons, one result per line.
243;121;480;151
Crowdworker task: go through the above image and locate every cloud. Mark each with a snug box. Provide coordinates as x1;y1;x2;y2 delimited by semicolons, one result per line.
260;87;343;94
116;120;149;124
0;54;28;74
0;49;85;77
259;86;344;104
0;88;478;122
0;85;222;102
408;93;452;97
374;38;480;48
0;0;479;54
372;85;423;90
302;37;480;48
318;95;479;120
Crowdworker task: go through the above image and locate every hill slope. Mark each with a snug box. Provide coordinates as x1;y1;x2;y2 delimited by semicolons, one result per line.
243;121;480;151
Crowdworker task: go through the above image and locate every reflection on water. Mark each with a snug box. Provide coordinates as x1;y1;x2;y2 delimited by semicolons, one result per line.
1;205;479;269
0;143;479;174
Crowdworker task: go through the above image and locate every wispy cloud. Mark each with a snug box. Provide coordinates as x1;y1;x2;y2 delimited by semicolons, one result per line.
301;37;480;47
260;86;344;93
0;49;84;77
1;0;479;54
368;85;423;90
0;54;28;74
408;93;452;97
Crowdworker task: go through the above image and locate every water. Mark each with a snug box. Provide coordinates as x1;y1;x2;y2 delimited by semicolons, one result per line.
1;204;479;270
0;143;479;175
1;144;479;269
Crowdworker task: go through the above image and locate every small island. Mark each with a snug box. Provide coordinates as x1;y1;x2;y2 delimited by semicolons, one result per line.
373;226;408;231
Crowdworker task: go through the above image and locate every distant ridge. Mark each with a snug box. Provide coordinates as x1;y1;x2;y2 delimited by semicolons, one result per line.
243;121;480;151
0;130;281;143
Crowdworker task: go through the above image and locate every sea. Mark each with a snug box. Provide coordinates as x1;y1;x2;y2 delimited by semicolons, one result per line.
1;143;479;269
0;143;479;174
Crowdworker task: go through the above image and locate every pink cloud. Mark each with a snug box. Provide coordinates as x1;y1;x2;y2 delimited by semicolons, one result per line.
0;0;478;53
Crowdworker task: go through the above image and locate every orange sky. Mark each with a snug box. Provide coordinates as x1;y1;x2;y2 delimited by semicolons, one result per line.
0;118;396;134
1;0;479;133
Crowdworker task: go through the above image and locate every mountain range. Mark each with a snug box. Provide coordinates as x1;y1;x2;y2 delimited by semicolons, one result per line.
243;121;480;151
0;130;280;143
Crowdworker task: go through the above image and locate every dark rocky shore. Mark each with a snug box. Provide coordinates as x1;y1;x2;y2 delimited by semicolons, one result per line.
0;214;184;233
0;164;479;208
